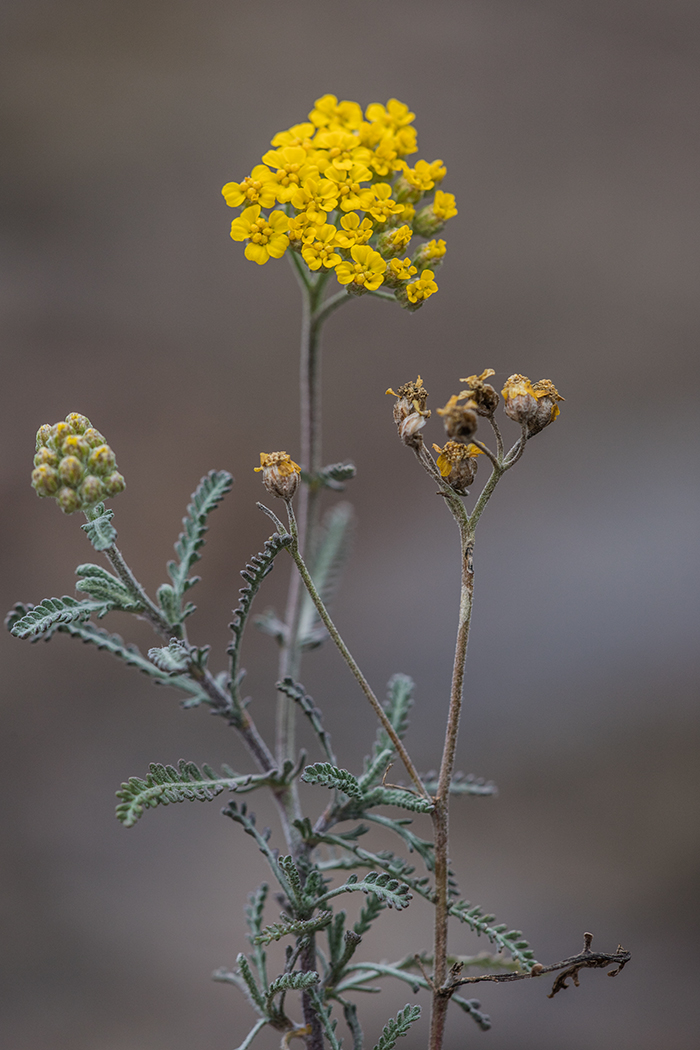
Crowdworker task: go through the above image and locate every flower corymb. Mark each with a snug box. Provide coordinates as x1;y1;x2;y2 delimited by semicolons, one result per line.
223;95;458;308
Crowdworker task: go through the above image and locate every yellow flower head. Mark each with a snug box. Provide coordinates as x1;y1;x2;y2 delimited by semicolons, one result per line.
388;257;418;282
335;245;386;291
254;451;301;500
222;165;278;210
229;205;290;265
406;269;438;304
335;212;374;248
365;98;416;130
309;94;364;130
432;190;458;220
301;225;342;271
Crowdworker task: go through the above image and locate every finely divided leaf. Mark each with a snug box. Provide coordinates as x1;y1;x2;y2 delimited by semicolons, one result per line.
333;872;412;911
80;503;116;551
228;532;293;693
302;762;363;801
9;595;114;638
371;1004;421;1050
167;470;233;599
116;759;261;827
252;911;333;946
449;900;539;970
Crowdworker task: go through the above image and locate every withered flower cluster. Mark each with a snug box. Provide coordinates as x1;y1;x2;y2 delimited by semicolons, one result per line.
387;369;564;495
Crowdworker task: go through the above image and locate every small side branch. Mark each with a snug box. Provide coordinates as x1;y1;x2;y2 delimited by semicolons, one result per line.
445;934;630;999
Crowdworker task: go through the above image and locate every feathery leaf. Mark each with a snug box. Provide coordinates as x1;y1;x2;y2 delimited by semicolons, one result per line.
167;470;233;599
9;595;114;638
323;872;412;911
228;532;293;698
116;761;282;827
371;1004;421;1050
80;503;116;551
449;900;539;969
302;762;363;801
277;677;335;764
253;911;333;946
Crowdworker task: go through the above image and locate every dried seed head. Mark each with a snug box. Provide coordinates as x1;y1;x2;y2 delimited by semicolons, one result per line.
254;451;301;500
433;441;484;494
386;375;431;446
528;380;565;437
437;394;478;443
459;369;499;416
30;413;125;513
501;374;538;424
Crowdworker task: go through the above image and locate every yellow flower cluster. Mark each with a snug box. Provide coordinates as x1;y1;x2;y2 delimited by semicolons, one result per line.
223;95;458;308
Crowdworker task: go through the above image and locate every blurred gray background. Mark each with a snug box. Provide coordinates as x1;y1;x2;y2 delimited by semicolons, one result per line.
2;1;699;1048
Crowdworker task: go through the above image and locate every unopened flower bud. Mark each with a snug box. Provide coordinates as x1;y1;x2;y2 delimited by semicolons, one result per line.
80;475;104;504
58;455;84;486
30;413;125;513
35;424;53;449
433;441;484;494
57;486;80;513
34;447;59;468
527;380;565;437
459;369;500;416
501;375;538;424
254;451;301;500
386;375;431;446
437;394;478;443
62;434;90;460
103;471;126;497
65;413;91;434
411;238;446;271
31;464;60;496
83;428;106;448
88;445;116;475
51;421;73;452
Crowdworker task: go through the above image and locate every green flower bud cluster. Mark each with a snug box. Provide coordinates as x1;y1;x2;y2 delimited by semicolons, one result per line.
32;412;125;514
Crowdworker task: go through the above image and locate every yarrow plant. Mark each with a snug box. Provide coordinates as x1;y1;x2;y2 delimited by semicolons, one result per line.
8;95;629;1050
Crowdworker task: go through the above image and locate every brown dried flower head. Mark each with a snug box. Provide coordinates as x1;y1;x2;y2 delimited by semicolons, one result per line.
528;380;565;437
436;394;478;443
501;374;539;425
386;375;431;446
433;441;484;494
254;451;301;500
459;368;499;416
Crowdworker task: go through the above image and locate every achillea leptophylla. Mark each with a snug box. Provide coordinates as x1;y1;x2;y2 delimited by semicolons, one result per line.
222;94;457;309
254;452;301;500
32;414;125;513
386;375;431;445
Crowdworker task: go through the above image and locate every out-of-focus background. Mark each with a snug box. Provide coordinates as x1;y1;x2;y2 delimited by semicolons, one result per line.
2;2;699;1048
